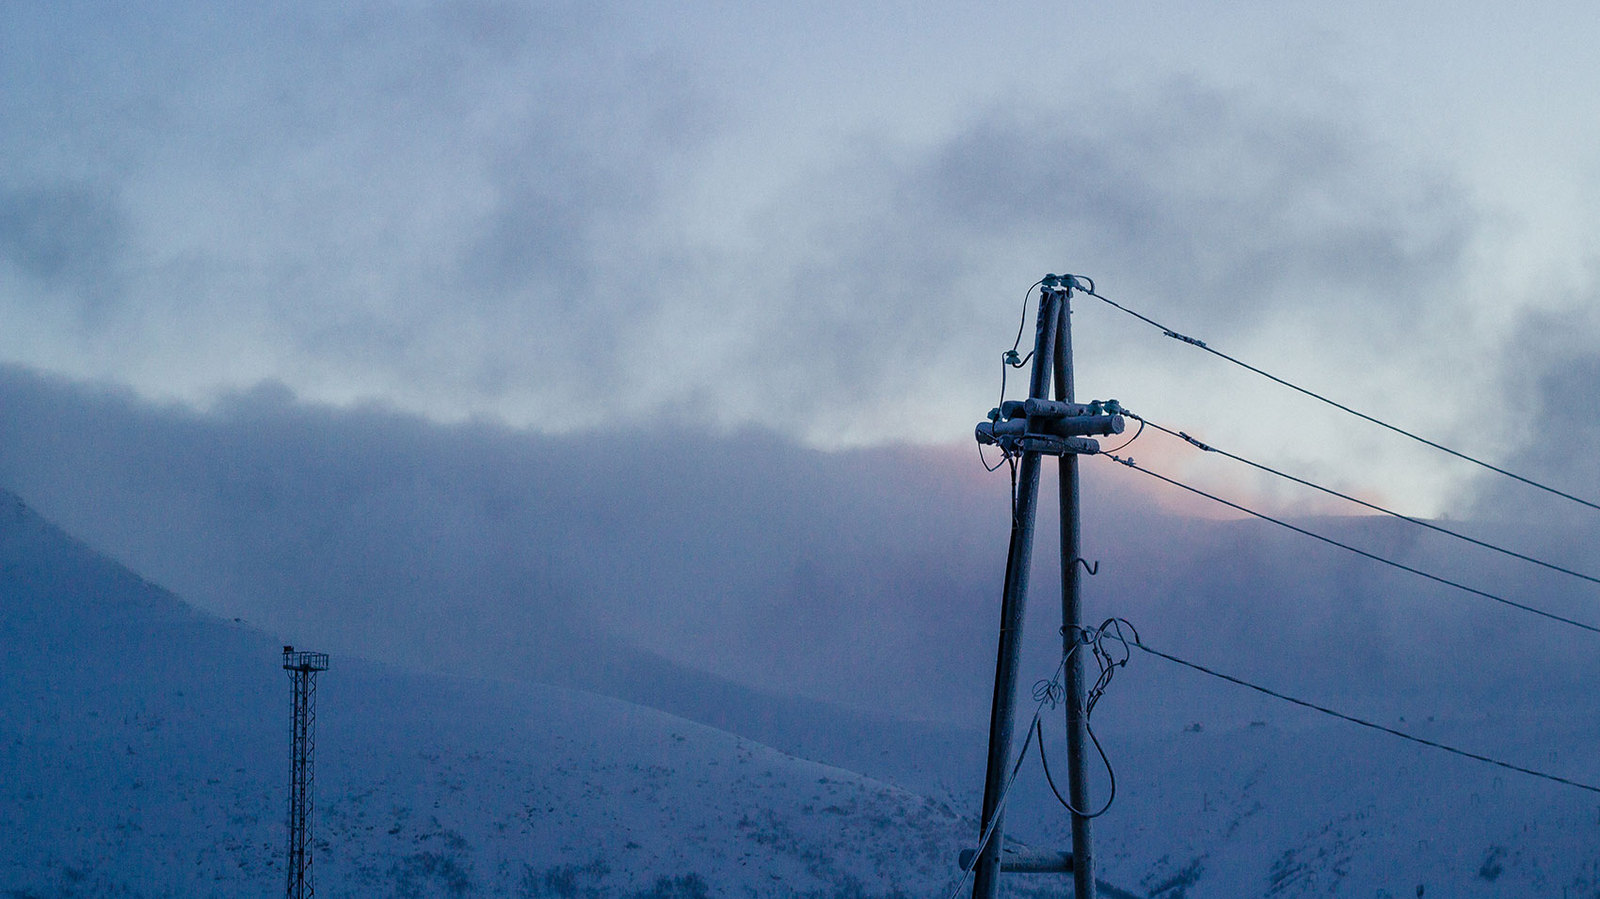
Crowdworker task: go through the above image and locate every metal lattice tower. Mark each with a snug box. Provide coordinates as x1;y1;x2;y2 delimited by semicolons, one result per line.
283;646;329;899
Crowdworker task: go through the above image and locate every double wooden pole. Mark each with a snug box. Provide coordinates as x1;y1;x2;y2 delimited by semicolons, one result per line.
971;283;1096;899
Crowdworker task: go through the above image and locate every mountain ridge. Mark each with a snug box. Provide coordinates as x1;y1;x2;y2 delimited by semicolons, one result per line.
8;484;1600;897
0;486;975;897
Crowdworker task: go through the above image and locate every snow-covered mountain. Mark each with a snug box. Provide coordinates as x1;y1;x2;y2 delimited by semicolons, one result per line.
6;483;1600;897
0;489;970;897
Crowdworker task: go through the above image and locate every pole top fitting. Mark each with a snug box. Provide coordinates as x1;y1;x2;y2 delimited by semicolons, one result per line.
1041;273;1093;294
283;648;330;672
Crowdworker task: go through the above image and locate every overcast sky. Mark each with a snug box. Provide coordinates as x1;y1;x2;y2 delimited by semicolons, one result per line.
4;2;1600;735
6;1;1600;518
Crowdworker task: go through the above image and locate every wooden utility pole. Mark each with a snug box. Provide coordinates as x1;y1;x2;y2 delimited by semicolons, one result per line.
969;287;1060;898
1055;289;1097;899
970;276;1120;899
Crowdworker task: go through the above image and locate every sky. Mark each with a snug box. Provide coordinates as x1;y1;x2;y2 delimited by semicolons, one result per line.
3;3;1600;723
5;1;1600;513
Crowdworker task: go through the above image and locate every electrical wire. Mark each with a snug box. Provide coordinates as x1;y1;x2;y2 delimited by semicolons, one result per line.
1100;413;1146;455
1100;453;1600;636
995;279;1046;418
1085;617;1135;717
1034;619;1133;819
1008;278;1048;367
942;650;1071;899
941;721;1035;899
1037;716;1116;818
1129;635;1600;795
976;434;1009;473
958;276;1600;888
1085;287;1600;514
998;452;1020;530
977;281;1048;484
1125;412;1600;588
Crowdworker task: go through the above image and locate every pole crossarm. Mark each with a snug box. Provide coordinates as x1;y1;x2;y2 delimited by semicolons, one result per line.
977;396;1125;457
959;848;1075;873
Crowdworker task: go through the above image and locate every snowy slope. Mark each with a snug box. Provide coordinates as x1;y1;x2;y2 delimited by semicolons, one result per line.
1037;709;1600;898
0;489;971;897
6;483;1600;898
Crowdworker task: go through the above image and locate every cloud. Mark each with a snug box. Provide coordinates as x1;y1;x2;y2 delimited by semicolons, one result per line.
0;0;723;411
0;185;121;283
1467;299;1600;524
912;82;1471;323
0;3;1485;461
619;78;1485;455
0;365;1012;719
0;364;1585;733
0;183;128;327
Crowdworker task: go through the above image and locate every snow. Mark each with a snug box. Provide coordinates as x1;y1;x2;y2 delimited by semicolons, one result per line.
4;485;1599;897
0;489;968;896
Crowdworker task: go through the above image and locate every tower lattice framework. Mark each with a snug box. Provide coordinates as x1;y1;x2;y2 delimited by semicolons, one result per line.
283;646;329;899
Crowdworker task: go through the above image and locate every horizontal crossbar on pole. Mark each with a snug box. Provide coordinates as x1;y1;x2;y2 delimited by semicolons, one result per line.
958;848;1075;874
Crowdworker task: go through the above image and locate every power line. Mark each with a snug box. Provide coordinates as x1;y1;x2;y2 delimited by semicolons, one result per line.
943;651;1068;899
1129;634;1600;796
1036;620;1133;820
1125;412;1600;588
1099;453;1600;637
1083;286;1600;514
943;720;1034;899
975;281;1047;476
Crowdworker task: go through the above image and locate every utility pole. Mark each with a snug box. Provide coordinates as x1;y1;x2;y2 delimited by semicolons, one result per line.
283;646;329;899
1055;289;1097;899
969;275;1121;899
969;285;1059;899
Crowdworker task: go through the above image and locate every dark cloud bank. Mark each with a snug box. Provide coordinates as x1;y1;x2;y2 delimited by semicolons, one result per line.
1;362;1594;756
